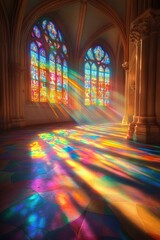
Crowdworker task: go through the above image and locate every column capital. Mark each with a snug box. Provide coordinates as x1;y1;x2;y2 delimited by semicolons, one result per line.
130;9;160;42
122;61;129;70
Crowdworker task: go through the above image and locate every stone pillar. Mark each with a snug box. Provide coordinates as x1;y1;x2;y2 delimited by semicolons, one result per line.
128;9;160;144
122;61;129;125
126;38;141;140
133;40;141;122
147;30;158;121
9;62;25;128
156;32;160;124
0;31;9;130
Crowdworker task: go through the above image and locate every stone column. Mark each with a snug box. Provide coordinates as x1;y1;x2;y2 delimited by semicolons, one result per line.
147;30;158;121
128;9;160;144
133;40;141;122
9;62;25;128
126;37;141;140
0;34;9;130
156;32;160;124
122;61;129;125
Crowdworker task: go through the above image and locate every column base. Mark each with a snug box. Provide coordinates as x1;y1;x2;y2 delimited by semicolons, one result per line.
126;122;136;140
0;120;10;131
122;115;133;125
9;118;25;129
133;123;160;145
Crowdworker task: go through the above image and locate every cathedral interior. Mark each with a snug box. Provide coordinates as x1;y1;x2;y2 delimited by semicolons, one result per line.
0;0;160;239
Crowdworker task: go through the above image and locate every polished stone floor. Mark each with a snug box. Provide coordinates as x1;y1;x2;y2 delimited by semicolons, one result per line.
0;122;160;240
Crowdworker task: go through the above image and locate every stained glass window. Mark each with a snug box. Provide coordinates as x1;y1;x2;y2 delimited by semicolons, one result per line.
84;45;111;106
30;18;68;104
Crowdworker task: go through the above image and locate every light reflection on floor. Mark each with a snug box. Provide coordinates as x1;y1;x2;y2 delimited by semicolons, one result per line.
0;122;160;240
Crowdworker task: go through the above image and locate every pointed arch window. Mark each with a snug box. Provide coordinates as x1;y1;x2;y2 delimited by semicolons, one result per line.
30;19;68;104
84;45;111;106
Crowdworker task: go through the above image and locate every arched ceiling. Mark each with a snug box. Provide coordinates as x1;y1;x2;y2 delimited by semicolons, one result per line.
2;0;126;60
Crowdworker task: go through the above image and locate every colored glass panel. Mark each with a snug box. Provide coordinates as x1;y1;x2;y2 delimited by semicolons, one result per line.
87;48;94;60
40;82;47;102
50;72;56;85
49;53;55;80
63;60;68;104
49;53;55;61
56;57;62;101
58;30;62;42
33;25;41;38
49;84;56;103
85;62;90;81
40;49;46;69
44;34;49;43
31;51;38;67
91;64;97;105
49;53;56;102
94;46;104;61
103;53;110;64
98;66;104;106
49;65;55;83
84;45;111;106
30;18;68;104
40;49;46;57
30;42;38;52
62;44;67;55
42;20;47;29
104;67;110;105
84;62;91;105
40;69;47;82
36;41;42;48
47;21;57;40
31;66;38;80
31;80;39;102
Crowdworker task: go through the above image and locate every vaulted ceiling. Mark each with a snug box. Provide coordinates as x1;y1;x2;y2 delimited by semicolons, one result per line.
2;0;127;60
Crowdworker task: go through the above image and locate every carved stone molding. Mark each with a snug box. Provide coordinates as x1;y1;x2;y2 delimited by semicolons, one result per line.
130;9;160;42
130;82;135;91
122;61;129;71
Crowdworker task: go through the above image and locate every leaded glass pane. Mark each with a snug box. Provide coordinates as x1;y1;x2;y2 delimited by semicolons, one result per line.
49;84;56;103
87;48;94;60
47;21;57;40
91;64;97;105
31;51;38;67
58;30;62;42
105;67;110;84
30;18;68;104
94;46;104;61
40;49;46;70
30;42;38;52
36;41;42;48
104;67;110;105
31;80;39;102
63;60;68;104
40;69;47;82
56;56;62;100
33;25;41;38
62;44;67;55
31;66;38;80
84;45;111;106
42;20;47;29
84;62;91;105
98;66;104;106
103;53;110;64
40;82;47;102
